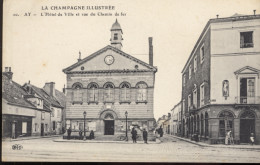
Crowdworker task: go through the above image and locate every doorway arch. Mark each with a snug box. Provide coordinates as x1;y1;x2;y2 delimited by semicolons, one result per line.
240;110;256;143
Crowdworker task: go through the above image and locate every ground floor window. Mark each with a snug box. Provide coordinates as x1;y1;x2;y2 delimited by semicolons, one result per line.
218;111;234;137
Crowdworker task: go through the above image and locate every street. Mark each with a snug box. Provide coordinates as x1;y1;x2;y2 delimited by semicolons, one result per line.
2;135;260;162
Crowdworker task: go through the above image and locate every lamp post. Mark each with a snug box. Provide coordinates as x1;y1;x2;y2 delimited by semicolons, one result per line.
125;111;128;141
83;111;86;141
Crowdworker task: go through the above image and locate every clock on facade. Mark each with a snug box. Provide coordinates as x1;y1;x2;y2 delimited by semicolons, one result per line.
104;55;114;65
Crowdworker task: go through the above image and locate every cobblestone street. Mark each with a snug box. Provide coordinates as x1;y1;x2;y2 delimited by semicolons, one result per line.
2;136;260;162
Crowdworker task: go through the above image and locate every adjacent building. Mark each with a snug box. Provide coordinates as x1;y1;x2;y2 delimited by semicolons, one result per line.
181;14;260;144
23;82;65;135
170;101;182;136
2;67;52;138
63;20;157;135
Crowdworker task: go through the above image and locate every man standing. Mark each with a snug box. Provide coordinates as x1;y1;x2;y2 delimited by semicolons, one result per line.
67;127;72;140
143;128;148;144
158;126;163;137
131;127;137;143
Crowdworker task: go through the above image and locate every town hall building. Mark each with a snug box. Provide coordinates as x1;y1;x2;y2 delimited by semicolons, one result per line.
63;20;157;136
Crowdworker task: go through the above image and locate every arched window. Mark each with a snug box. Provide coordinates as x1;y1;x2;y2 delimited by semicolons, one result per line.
136;82;147;102
88;83;99;102
72;83;83;103
218;111;234;137
104;83;115;102
201;114;204;136
205;112;209;137
120;82;131;102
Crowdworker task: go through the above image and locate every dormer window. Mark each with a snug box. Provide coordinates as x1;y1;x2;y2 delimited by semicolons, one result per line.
114;33;118;40
240;31;253;48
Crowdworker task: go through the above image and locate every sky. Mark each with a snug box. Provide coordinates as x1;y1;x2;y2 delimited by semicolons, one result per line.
3;0;260;119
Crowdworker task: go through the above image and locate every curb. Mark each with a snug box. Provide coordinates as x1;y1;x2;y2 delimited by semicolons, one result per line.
5;135;62;142
171;135;260;150
53;139;161;144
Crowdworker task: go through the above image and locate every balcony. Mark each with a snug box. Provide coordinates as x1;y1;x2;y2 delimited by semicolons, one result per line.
240;43;254;48
235;96;260;104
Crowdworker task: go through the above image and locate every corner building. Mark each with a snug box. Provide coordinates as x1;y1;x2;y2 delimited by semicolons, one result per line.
181;14;260;144
63;20;157;135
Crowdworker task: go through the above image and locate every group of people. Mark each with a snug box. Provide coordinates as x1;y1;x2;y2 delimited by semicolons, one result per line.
225;130;255;145
131;127;148;144
66;127;95;140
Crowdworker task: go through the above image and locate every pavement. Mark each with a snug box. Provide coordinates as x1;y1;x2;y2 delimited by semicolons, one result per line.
168;134;260;150
2;135;62;142
2;135;260;162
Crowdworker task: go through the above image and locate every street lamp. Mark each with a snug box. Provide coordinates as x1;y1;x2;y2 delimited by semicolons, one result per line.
83;111;87;141
125;111;128;141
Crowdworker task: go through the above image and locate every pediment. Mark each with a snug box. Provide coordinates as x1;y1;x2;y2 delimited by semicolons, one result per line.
63;45;157;73
234;66;260;75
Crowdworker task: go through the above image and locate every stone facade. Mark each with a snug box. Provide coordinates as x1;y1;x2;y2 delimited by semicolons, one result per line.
63;20;157;136
181;14;260;144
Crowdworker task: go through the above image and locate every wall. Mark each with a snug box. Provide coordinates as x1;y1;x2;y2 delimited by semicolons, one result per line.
182;27;211;112
210;19;260;104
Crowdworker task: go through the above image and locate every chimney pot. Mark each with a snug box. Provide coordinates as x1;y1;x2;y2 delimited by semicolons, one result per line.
5;67;8;72
216;14;219;18
254;10;256;15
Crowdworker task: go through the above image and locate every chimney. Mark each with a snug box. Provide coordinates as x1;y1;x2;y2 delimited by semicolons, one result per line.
78;51;82;62
4;67;13;80
63;84;66;94
148;37;153;66
43;82;56;97
254;10;256;16
216;14;219;19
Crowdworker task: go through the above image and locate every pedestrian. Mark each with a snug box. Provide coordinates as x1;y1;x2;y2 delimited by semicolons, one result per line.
62;127;65;134
250;133;255;145
229;130;234;145
131;127;137;143
143;128;148;144
67;127;72;140
225;130;229;145
194;131;199;142
79;129;83;140
158;126;164;137
89;130;94;140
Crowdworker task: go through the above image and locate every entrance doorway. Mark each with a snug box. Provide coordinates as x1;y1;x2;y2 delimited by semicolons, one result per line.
104;120;114;135
240;110;255;143
41;123;44;136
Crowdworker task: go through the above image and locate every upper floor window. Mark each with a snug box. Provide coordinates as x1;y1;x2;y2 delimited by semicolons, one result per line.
200;44;205;63
120;82;131;102
104;83;115;102
188;94;191;111
183;74;186;86
194;56;197;72
240;31;253;48
72;83;83;103
136;82;148;102
51;108;55;117
57;109;61;118
41;112;45;120
189;65;192;79
182;99;185;112
200;83;205;107
240;78;255;103
193;88;197;108
114;33;118;40
88;83;99;102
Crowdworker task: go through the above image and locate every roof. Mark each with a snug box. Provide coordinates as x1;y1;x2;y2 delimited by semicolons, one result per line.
181;14;260;73
29;84;63;108
55;89;66;107
63;45;157;73
111;19;122;31
2;73;50;112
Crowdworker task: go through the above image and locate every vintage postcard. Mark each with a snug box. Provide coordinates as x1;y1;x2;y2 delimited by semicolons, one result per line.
2;0;260;162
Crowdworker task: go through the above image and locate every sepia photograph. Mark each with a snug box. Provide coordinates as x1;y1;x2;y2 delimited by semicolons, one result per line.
2;0;260;163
